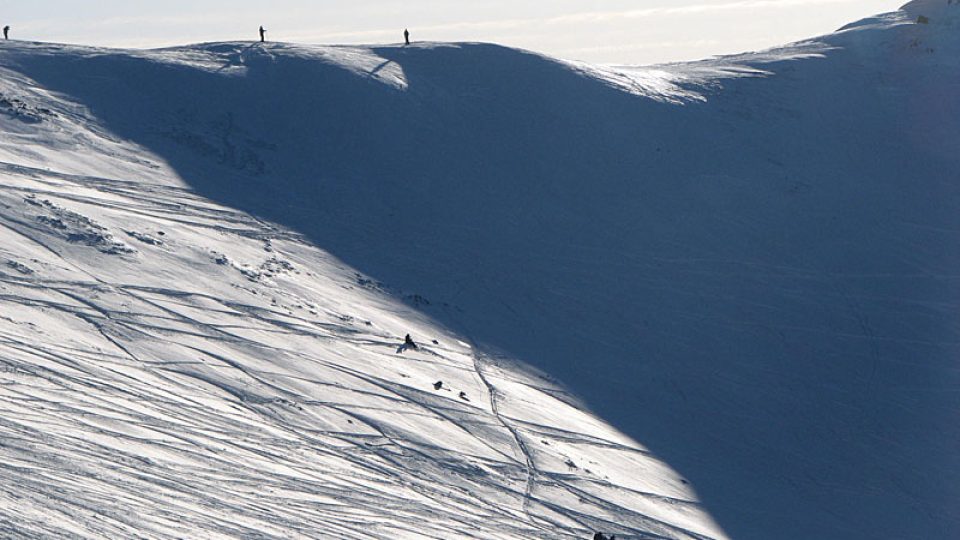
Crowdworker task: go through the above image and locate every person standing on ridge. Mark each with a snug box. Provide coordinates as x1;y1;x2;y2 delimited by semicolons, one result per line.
404;28;410;45
3;26;9;40
259;26;266;43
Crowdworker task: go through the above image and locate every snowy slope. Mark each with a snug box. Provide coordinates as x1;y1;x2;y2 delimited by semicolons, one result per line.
0;1;958;538
0;51;721;540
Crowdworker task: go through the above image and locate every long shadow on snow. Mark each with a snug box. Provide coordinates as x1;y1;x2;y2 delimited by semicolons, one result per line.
11;40;959;539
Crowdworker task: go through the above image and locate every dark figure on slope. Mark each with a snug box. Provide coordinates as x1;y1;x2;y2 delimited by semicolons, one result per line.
397;334;419;354
404;29;410;45
259;26;266;43
593;534;616;540
3;26;9;40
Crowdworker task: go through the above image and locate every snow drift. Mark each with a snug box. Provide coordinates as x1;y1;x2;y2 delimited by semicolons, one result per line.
0;1;957;538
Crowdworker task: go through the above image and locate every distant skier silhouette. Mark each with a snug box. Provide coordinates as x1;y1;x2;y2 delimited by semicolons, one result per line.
397;333;419;354
3;26;9;40
259;26;266;43
404;29;410;45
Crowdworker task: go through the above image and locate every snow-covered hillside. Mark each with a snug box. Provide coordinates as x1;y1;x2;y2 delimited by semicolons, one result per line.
0;1;957;538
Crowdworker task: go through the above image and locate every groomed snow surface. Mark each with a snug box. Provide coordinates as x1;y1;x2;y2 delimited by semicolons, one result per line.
0;1;957;538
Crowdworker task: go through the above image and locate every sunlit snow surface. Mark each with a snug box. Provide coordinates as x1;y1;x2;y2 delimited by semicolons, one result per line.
0;41;720;540
0;1;958;538
0;118;715;538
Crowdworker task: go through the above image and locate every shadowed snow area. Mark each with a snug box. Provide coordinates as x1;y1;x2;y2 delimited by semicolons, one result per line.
0;1;958;538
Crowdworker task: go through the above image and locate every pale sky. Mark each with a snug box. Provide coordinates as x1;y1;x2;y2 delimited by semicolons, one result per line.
2;0;906;64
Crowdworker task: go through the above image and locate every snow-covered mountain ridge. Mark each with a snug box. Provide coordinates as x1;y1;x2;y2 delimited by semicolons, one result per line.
0;1;957;538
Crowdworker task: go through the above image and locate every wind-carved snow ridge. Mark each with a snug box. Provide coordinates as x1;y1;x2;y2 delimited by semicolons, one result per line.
575;40;835;103
151;42;409;90
567;62;713;104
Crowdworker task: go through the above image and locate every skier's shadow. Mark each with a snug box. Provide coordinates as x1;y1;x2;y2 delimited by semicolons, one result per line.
395;343;417;354
369;59;394;77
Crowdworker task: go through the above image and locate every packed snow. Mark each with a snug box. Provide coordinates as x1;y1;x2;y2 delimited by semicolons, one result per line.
0;1;957;538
